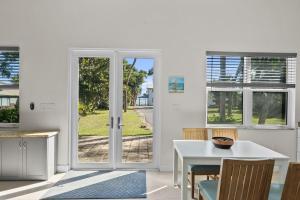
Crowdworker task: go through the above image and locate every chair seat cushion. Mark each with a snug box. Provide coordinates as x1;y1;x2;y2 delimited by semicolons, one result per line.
198;181;283;200
268;183;284;200
198;180;218;200
190;165;220;174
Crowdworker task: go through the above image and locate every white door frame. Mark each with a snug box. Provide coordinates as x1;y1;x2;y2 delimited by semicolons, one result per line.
69;48;161;170
115;50;161;169
70;49;116;169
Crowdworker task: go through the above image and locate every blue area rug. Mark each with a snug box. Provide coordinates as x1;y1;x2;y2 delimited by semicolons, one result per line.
42;170;147;199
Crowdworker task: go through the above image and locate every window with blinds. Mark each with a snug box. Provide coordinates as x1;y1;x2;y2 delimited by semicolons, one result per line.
206;51;297;128
0;47;19;125
206;52;296;88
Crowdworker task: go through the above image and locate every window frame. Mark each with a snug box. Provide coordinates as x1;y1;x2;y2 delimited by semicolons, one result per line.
206;87;295;129
206;87;244;128
206;53;296;130
0;47;20;128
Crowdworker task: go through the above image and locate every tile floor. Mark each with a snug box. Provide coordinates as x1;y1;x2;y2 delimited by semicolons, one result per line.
0;172;182;200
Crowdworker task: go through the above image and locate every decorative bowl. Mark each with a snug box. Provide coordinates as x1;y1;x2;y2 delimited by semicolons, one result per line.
212;137;234;149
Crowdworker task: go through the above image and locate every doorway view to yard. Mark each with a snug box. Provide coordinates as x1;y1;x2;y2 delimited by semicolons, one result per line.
77;57;154;163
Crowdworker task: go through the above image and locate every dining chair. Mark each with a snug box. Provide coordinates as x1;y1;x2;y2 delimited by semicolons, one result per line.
183;128;208;140
269;162;300;200
198;158;275;200
212;128;238;141
183;128;220;199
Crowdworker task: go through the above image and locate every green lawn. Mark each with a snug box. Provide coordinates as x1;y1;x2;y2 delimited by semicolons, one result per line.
79;109;152;136
207;108;286;125
207;108;243;124
252;116;286;125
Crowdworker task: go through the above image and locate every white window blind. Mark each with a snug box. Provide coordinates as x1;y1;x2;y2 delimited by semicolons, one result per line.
206;51;296;89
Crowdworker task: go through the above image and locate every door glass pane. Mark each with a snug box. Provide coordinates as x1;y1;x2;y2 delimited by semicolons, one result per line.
252;92;287;125
78;57;110;163
122;58;154;163
207;91;243;124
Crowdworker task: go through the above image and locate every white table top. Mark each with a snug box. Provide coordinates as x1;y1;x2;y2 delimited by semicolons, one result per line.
174;140;289;160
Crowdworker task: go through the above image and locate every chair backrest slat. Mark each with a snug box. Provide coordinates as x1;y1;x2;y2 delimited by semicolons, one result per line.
235;164;247;199
183;128;208;140
212;128;238;141
281;162;300;200
217;159;275;200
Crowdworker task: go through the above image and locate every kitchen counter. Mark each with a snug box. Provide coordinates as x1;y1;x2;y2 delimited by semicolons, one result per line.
0;130;59;138
0;130;59;180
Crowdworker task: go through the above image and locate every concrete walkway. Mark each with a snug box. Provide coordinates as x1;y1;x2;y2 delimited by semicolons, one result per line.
135;107;153;126
78;135;153;163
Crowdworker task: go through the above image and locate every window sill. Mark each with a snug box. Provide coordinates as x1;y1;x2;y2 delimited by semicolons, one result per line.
206;124;295;130
0;123;19;130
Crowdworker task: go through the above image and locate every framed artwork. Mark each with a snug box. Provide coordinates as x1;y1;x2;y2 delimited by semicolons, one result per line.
168;76;184;93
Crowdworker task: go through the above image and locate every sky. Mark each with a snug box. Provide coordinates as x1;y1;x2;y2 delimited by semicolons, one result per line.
125;58;154;95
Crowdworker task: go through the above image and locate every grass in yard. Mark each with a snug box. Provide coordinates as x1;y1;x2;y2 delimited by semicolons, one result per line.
207;108;243;124
207;108;286;125
252;116;286;125
79;109;152;136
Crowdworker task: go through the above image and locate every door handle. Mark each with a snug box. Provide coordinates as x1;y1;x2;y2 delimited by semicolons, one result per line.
117;117;124;129
106;117;114;129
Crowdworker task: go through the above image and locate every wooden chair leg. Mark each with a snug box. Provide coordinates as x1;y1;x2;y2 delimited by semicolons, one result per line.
191;172;195;199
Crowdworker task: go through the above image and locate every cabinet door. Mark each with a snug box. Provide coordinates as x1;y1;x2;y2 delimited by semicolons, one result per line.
23;138;46;179
0;138;22;178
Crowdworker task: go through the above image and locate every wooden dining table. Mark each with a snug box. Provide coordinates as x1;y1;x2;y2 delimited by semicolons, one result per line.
173;140;290;200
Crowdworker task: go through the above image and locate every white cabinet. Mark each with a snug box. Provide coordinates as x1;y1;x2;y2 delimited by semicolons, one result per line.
22;138;47;179
0;138;22;179
0;132;57;180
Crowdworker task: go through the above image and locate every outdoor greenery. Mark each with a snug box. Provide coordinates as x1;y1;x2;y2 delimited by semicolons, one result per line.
208;56;288;125
0;51;19;123
79;109;152;136
78;57;150;115
123;59;148;112
207;91;287;125
0;106;19;123
78;57;110;115
207;92;243;124
252;92;286;125
78;57;153;136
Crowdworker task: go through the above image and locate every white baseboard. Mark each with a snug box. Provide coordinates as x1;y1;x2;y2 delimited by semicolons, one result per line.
57;164;70;172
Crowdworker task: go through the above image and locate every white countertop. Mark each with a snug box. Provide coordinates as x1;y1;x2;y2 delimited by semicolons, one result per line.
0;130;59;138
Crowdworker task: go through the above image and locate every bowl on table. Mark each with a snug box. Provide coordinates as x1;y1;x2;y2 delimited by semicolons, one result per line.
212;137;234;149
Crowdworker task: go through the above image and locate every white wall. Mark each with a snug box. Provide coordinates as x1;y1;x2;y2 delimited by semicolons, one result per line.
0;0;300;170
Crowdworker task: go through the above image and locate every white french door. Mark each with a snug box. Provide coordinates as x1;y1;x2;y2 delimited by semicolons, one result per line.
70;49;160;169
